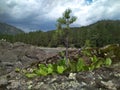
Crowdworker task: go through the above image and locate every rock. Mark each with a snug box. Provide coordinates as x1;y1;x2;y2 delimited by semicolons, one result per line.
0;50;17;62
101;80;117;90
0;41;47;70
0;40;12;50
68;73;76;80
0;76;8;86
0;41;120;90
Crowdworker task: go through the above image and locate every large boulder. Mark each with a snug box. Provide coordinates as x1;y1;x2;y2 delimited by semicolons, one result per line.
0;41;47;76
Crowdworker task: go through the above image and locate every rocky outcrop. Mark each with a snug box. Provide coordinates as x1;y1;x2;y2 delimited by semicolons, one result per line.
0;41;47;76
1;64;119;90
0;41;120;90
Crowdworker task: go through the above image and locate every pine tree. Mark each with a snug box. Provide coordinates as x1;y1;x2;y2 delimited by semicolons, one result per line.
57;9;77;66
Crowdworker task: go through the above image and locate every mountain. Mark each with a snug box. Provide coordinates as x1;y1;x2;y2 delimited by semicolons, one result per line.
68;20;120;47
0;22;24;35
0;20;120;47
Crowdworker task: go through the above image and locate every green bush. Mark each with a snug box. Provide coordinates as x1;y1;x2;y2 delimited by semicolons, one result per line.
24;53;112;78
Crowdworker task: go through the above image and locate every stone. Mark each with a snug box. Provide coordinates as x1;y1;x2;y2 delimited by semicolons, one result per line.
0;41;120;90
68;73;76;80
101;80;117;90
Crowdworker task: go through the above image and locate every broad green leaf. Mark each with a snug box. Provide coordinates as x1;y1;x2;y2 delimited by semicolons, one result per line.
77;58;85;72
105;58;112;66
39;68;48;76
47;64;53;74
90;55;98;63
57;66;66;74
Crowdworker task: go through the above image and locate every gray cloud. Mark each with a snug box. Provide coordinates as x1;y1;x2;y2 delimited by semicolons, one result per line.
0;0;120;32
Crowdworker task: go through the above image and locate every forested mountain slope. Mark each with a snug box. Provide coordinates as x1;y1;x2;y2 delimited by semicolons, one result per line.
0;20;120;47
0;22;24;35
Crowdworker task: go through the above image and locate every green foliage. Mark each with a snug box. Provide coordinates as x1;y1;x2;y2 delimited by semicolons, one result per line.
57;59;67;74
82;49;91;56
84;40;91;48
57;8;77;66
15;68;20;73
76;58;85;72
35;64;53;76
25;73;37;78
1;20;120;47
25;56;112;78
58;58;66;66
59;51;65;57
65;59;76;72
104;58;112;66
57;66;66;74
90;55;98;63
24;48;113;78
95;60;103;68
47;64;54;74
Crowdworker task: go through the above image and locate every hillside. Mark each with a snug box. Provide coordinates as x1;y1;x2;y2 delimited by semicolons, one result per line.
46;20;120;47
0;20;120;47
0;22;24;35
68;20;120;47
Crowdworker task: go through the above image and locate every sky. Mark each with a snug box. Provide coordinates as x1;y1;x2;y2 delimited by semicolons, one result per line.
0;0;120;32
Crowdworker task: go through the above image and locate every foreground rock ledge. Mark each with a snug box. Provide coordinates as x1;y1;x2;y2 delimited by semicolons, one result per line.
1;64;120;90
0;41;120;90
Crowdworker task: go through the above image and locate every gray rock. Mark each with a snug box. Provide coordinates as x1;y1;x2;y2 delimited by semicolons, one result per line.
0;41;120;90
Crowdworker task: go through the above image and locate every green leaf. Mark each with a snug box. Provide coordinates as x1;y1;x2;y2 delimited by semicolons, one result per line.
77;58;85;72
105;58;112;66
35;68;48;76
58;59;66;66
47;64;54;74
34;69;41;75
39;68;48;76
25;73;37;78
90;55;98;63
57;66;66;74
68;59;77;72
95;60;103;68
15;68;20;73
35;64;48;76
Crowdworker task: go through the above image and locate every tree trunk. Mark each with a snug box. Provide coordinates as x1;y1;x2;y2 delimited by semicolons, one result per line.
65;24;69;66
65;36;69;66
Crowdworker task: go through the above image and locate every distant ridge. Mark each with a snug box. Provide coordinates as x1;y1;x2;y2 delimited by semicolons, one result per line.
0;20;119;47
0;22;24;35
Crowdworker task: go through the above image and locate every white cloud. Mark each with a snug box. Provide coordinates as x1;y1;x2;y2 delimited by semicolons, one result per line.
0;0;120;31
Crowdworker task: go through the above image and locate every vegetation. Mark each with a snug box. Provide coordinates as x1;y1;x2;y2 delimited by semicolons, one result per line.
24;49;112;78
0;20;120;47
1;10;117;79
57;8;77;65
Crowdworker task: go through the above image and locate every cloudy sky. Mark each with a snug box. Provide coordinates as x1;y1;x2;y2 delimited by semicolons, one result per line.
0;0;120;32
